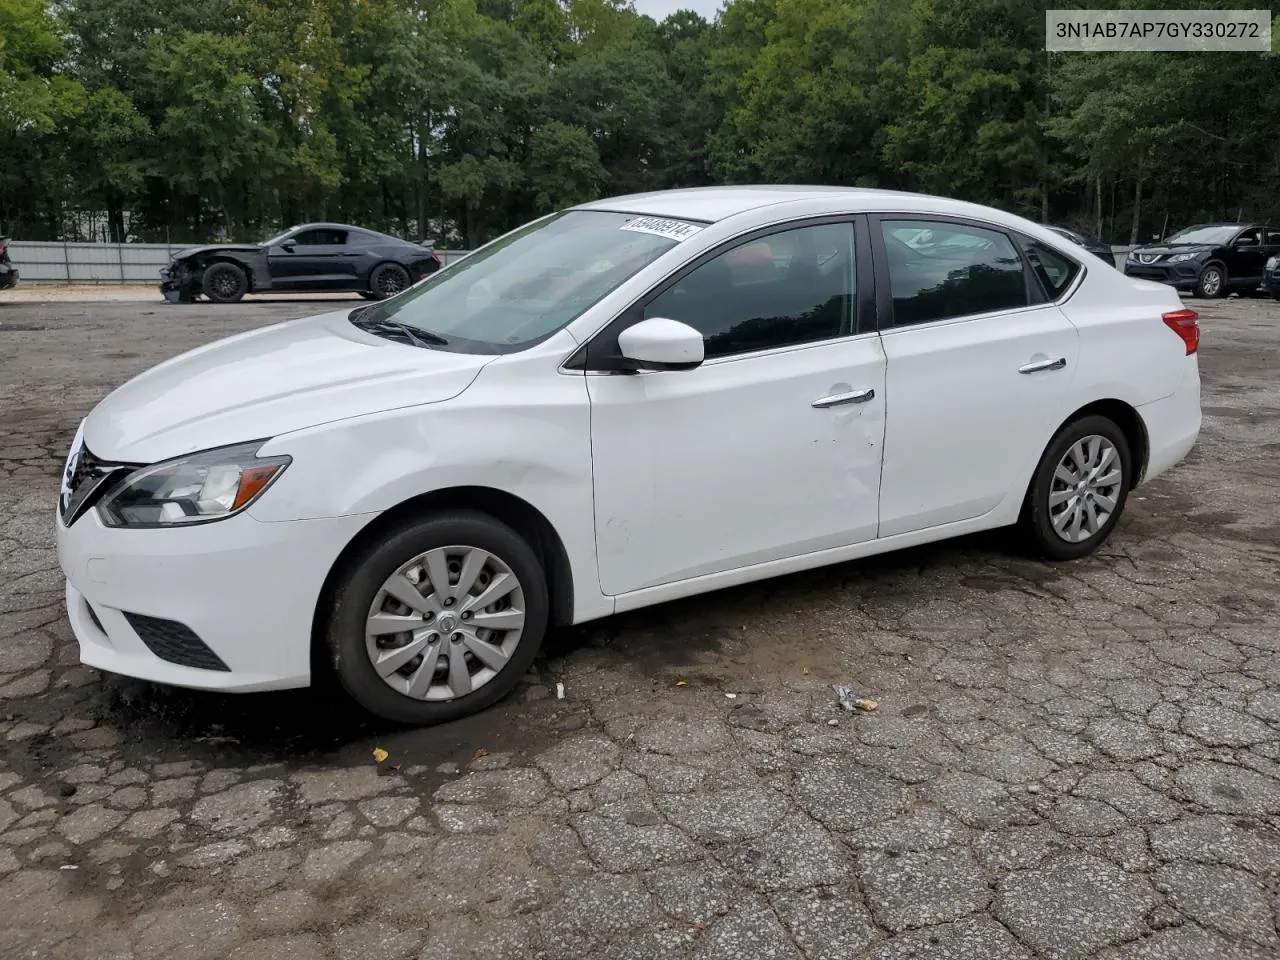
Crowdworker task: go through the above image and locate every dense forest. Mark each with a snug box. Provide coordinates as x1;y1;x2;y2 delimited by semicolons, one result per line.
2;0;1277;247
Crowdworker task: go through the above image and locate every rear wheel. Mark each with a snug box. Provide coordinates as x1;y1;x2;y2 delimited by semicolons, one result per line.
1020;415;1132;561
369;262;411;300
357;291;379;301
202;262;248;303
324;511;549;725
1194;264;1226;299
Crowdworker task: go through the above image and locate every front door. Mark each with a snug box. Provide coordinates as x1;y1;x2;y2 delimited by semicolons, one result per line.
1229;226;1271;289
872;218;1080;537
586;220;887;596
268;228;353;289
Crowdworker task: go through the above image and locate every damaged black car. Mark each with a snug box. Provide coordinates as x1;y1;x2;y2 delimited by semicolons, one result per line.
161;223;443;304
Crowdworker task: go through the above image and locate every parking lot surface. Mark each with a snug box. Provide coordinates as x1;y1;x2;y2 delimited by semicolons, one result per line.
1;293;1278;959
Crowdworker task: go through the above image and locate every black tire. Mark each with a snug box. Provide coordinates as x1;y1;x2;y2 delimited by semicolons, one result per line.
1193;263;1226;299
202;262;248;303
357;291;379;301
368;262;411;300
1019;414;1133;561
324;510;549;725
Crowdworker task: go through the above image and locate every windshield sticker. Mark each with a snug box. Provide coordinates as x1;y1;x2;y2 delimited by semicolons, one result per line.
619;216;703;242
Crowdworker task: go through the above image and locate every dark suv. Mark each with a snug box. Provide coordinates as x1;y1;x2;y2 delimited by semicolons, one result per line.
1123;223;1280;298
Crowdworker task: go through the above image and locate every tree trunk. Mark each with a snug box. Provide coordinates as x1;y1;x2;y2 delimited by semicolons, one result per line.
1129;175;1143;245
465;205;479;249
1094;175;1103;240
107;199;125;244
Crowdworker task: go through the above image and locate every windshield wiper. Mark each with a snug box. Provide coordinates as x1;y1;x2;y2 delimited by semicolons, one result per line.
348;310;448;348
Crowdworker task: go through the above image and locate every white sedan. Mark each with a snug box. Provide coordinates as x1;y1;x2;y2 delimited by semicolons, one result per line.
56;187;1202;724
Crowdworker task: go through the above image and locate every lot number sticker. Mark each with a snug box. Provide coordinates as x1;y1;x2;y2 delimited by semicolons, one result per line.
620;216;703;242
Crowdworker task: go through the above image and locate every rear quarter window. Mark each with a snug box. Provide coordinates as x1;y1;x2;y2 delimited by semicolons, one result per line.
1020;239;1081;299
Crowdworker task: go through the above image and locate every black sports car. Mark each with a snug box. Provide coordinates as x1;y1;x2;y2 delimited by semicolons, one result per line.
1123;222;1280;298
1047;226;1116;267
161;223;443;304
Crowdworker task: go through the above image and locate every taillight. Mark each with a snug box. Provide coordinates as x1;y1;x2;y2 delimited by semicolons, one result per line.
1162;308;1199;355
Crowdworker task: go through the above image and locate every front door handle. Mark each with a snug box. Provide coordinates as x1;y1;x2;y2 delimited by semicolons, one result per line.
812;388;875;409
1019;357;1067;374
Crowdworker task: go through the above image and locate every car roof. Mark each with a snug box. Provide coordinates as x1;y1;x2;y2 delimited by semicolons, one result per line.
1177;222;1257;230
291;222;378;234
573;185;1017;223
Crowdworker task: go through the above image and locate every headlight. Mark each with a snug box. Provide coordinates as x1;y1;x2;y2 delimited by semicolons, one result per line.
97;441;290;528
1166;253;1200;263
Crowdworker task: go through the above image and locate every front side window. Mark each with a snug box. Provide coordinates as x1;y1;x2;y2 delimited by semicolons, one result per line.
294;229;347;246
1235;228;1261;246
881;220;1027;327
369;211;694;353
642;222;856;359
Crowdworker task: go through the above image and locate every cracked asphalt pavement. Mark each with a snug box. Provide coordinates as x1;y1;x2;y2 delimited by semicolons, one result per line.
1;293;1279;959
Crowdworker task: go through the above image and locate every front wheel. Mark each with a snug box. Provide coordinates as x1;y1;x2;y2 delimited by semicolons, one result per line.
1020;415;1132;561
1194;264;1226;299
202;262;248;303
324;511;549;725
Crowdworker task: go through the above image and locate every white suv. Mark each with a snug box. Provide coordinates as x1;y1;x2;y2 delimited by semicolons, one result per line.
57;186;1202;724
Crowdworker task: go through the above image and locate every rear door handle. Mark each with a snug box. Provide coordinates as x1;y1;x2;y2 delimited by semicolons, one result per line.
1019;357;1067;374
812;388;875;409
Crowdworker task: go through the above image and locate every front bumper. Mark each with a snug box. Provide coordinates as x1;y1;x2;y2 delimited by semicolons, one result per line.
160;264;197;303
0;264;17;290
58;505;374;692
1122;260;1201;288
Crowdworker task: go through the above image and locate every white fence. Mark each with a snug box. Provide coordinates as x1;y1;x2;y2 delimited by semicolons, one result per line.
8;239;1138;284
7;241;471;284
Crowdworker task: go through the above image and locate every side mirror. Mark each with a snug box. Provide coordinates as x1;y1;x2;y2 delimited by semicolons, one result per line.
1235;236;1257;247
281;241;295;252
616;317;704;371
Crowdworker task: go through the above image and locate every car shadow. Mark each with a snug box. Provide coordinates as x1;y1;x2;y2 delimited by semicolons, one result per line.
88;526;1048;774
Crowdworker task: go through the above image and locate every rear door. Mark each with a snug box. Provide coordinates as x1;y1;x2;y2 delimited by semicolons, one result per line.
872;217;1080;537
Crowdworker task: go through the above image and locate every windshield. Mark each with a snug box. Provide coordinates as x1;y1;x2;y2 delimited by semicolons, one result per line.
361;210;698;353
1165;225;1238;246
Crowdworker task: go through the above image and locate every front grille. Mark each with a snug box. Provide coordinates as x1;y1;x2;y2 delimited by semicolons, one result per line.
122;612;231;672
60;442;133;526
1135;254;1161;264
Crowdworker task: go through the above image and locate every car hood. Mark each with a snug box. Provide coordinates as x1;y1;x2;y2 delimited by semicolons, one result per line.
172;244;262;260
84;309;492;463
1130;244;1213;257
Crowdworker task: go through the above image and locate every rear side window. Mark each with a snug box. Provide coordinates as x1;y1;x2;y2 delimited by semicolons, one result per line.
1021;240;1081;299
880;219;1027;326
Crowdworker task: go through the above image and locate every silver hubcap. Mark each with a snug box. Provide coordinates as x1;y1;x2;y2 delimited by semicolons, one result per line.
1202;270;1221;295
365;546;525;701
1049;435;1123;543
